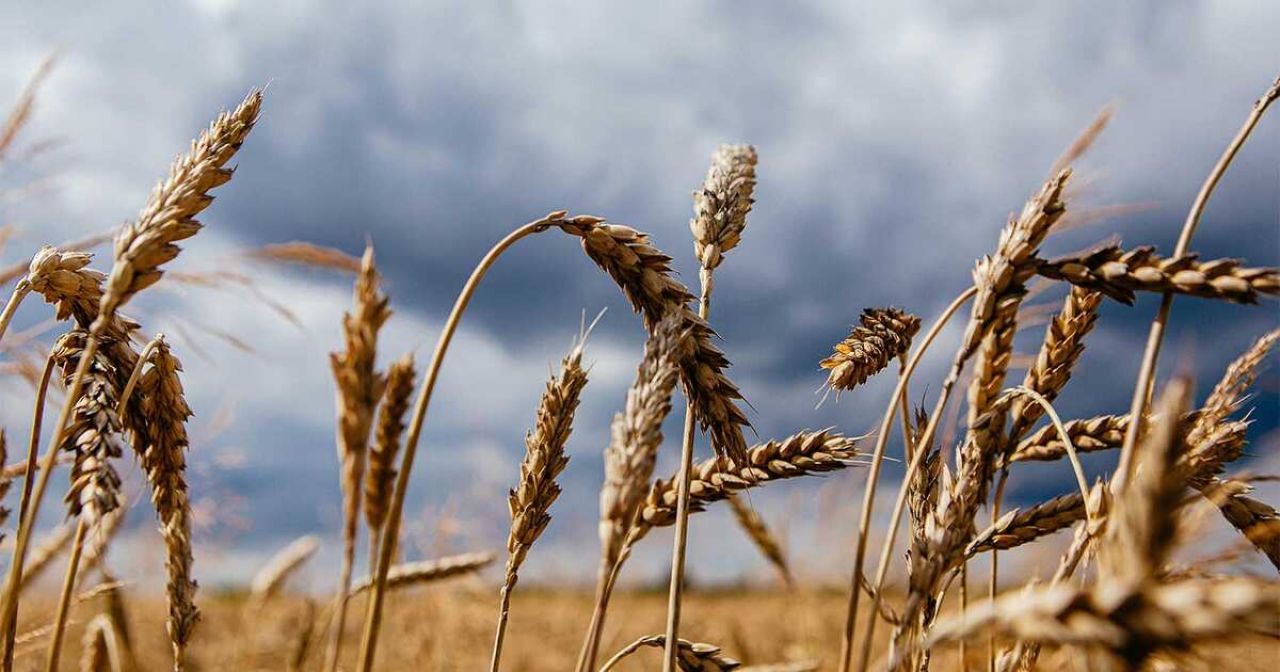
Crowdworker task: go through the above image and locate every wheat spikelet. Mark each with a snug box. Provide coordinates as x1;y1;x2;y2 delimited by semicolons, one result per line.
52;331;125;522
1008;414;1129;463
598;315;683;568
601;635;740;672
98;89;262;321
820;308;921;393
1008;287;1102;439
1035;245;1279;305
726;495;792;585
250;535;319;602
364;353;414;535
349;552;495;595
691;144;758;300
134;336;198;664
556;216;749;462
635;430;862;532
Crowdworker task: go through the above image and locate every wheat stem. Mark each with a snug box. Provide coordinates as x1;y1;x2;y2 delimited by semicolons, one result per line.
662;292;710;672
42;516;88;672
838;286;977;672
355;212;572;672
0;349;54;668
115;334;162;414
1112;76;1278;490
0;280;31;348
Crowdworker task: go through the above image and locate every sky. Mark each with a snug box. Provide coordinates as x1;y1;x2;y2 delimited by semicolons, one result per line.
1;1;1278;591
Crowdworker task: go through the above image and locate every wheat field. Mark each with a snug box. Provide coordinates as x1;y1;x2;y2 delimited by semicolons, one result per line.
0;56;1277;672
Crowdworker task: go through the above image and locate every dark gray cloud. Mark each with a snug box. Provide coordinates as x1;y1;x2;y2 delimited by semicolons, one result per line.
1;1;1277;583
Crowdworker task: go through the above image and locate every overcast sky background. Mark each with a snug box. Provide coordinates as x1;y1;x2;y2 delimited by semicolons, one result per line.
1;1;1278;591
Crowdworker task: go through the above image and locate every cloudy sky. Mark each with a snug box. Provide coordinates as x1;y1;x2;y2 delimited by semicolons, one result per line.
1;1;1277;589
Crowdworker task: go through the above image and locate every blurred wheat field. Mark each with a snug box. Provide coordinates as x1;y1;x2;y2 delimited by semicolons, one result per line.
13;590;1277;671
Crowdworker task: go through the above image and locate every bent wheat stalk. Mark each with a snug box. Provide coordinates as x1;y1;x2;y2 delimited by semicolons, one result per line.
355;210;579;672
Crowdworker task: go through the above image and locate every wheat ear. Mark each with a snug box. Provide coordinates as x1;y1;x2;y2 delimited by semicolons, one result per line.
79;614;124;672
663;143;758;672
820;308;922;394
364;353;415;565
489;336;589;672
577;316;684;672
726;495;792;585
134;336;198;669
1035;245;1278;304
324;244;390;672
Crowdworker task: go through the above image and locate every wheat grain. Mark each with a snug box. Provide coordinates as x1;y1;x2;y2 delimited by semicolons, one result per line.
820;308;921;393
1035;245;1279;305
349;552;495;595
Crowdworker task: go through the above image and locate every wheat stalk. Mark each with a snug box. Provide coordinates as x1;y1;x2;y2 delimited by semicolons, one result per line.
1035;245;1279;305
490;335;589;672
349;552;495;595
820;308;922;394
600;635;740;672
134;336;198;669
